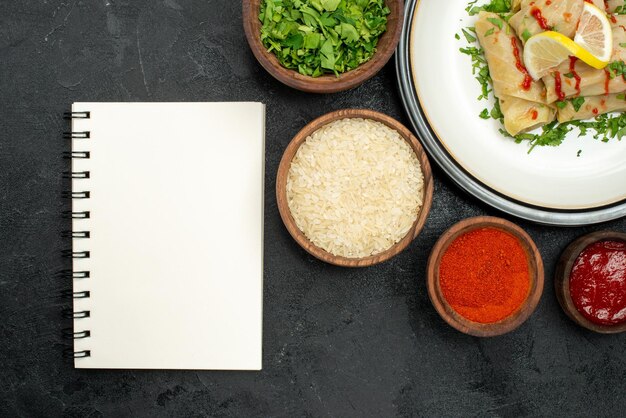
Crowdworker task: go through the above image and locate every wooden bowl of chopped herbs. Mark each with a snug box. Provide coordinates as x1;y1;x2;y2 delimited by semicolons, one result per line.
243;0;404;93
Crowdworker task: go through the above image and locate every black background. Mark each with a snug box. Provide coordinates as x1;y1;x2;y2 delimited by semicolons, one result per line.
1;1;625;417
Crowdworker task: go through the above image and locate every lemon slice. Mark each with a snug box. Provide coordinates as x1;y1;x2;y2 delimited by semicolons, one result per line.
524;32;609;81
574;2;613;63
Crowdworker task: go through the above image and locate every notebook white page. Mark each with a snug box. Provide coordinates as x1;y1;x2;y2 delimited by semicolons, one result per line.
70;102;264;370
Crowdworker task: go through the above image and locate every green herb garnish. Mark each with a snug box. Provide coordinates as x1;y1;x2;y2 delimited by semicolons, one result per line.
259;0;390;77
462;28;477;42
490;99;504;121
502;121;572;153
460;45;492;100
614;1;626;14
606;61;626;79
467;0;512;16
571;97;585;112
486;17;504;29
569;113;626;142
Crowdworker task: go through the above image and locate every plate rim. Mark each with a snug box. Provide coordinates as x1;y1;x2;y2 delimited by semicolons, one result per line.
395;0;626;226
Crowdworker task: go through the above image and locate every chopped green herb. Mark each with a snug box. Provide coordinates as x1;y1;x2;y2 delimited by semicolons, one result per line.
521;29;532;42
462;28;477;42
606;61;626;79
465;0;479;13
460;45;492;100
455;33;461;40
563;72;574;78
569;112;626;142
577;149;582;157
615;2;626;15
486;17;504;29
479;108;490;119
467;0;512;16
571;97;585;112
504;121;572;153
484;28;495;37
259;0;390;77
555;100;568;109
491;99;504;122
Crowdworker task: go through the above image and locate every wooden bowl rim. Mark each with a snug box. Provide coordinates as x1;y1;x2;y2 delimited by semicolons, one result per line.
276;108;434;268
242;0;405;93
426;216;545;337
554;230;626;334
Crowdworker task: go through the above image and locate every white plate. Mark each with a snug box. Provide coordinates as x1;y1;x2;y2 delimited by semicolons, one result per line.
409;0;626;210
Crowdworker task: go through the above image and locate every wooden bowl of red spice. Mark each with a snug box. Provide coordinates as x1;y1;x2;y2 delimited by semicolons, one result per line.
427;217;544;337
555;231;626;334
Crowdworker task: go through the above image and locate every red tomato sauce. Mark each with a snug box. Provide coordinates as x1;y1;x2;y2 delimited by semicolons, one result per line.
554;71;565;101
511;37;533;91
570;241;626;326
530;109;539;120
531;7;551;30
569;56;581;96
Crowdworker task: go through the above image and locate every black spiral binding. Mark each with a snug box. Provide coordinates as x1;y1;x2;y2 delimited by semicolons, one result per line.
63;111;92;359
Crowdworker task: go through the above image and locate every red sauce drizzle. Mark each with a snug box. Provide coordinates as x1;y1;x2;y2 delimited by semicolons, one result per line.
530;109;539;120
531;7;551;30
546;0;552;4
604;69;611;95
554;71;565;101
569;56;582;96
570;240;626;326
511;37;533;91
593;108;599;115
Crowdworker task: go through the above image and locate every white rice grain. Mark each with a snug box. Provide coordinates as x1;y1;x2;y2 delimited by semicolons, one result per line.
286;118;424;258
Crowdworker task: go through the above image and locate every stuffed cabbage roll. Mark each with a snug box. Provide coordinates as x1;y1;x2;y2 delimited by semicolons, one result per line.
476;12;546;103
499;96;556;135
543;16;626;103
509;0;584;43
557;93;626;122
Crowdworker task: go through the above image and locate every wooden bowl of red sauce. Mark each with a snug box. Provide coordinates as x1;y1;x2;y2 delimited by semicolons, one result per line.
427;217;544;337
555;231;626;334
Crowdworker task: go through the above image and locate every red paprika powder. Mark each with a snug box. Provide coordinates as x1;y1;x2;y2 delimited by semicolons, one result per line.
439;227;531;324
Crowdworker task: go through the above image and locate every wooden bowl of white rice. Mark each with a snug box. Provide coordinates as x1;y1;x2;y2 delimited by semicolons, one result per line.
277;109;433;267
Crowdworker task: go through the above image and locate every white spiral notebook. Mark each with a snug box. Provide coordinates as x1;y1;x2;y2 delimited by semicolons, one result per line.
67;102;265;370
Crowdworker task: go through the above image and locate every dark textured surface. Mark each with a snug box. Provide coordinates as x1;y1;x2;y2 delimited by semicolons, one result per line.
0;1;625;417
